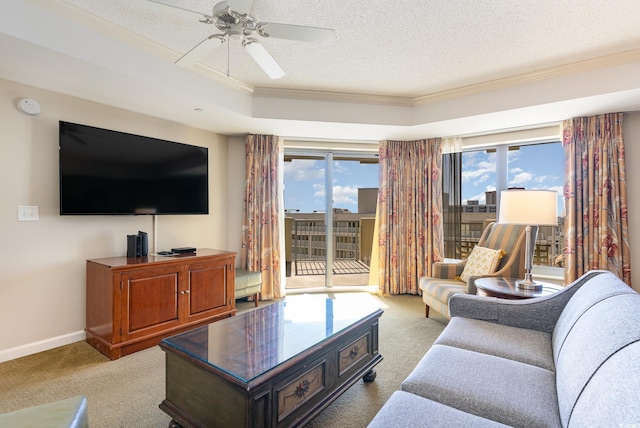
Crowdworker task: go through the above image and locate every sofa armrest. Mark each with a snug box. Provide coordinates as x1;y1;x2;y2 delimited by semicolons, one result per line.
0;396;89;428
432;261;465;279
449;270;606;333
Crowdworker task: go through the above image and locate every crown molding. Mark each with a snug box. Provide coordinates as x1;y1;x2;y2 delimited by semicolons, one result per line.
251;49;640;107
412;49;640;105
36;0;254;95
253;87;413;106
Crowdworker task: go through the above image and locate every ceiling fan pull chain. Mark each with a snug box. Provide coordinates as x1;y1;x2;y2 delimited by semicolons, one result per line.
227;37;230;77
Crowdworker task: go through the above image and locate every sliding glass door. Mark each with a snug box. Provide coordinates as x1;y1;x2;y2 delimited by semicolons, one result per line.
284;150;378;289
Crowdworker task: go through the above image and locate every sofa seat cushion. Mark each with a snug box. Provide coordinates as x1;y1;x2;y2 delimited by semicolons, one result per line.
367;390;510;428
434;317;554;371
420;277;466;317
402;345;561;428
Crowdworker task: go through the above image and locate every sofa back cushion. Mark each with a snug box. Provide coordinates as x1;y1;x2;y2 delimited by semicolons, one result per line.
568;340;640;427
553;272;640;427
552;271;635;361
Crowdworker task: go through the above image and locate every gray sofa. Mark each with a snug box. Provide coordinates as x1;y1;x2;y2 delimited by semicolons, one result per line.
0;396;88;427
369;270;640;427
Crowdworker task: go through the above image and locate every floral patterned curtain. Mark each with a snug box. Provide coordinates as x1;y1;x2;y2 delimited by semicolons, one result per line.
563;113;631;286
377;139;444;295
241;134;283;300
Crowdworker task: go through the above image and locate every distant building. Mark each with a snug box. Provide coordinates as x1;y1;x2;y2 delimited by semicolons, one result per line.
485;190;497;205
463;191;498;223
357;188;378;214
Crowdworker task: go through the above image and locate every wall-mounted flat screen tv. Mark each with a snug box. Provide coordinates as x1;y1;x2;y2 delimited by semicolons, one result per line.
59;121;209;215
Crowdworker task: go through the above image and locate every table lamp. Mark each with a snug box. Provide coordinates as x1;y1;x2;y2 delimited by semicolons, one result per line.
498;189;558;290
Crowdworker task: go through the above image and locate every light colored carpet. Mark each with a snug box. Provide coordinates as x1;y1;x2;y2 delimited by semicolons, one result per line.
0;294;447;427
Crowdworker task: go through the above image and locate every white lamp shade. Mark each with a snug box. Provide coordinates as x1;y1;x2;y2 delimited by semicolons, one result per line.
498;190;558;226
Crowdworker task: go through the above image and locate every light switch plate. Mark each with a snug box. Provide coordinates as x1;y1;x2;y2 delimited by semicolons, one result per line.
18;205;39;221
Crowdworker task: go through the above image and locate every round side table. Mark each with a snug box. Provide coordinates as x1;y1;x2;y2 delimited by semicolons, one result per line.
475;277;563;299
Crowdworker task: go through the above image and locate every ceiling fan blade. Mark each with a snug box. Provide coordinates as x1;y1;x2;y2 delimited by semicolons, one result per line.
227;0;253;15
175;35;225;67
258;23;336;44
133;0;213;21
244;42;285;79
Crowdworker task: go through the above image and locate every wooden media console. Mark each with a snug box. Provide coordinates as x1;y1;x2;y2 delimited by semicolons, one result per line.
85;248;236;360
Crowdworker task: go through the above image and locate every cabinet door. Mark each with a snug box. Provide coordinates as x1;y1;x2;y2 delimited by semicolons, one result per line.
120;265;181;341
185;260;231;322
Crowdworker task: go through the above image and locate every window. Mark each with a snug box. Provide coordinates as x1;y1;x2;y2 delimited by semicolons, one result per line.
448;141;564;268
507;142;564;267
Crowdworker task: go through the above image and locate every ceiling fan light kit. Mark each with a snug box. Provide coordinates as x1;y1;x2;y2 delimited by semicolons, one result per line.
142;0;335;79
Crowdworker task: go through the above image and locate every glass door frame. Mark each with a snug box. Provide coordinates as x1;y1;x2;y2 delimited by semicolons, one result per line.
284;147;378;289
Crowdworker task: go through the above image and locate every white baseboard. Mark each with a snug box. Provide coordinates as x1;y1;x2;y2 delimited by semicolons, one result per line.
0;331;86;364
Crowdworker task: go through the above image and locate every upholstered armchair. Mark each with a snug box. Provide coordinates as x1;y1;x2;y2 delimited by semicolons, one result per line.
420;222;532;318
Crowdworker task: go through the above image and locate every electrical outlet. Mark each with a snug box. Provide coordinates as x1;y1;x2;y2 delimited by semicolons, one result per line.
18;205;39;222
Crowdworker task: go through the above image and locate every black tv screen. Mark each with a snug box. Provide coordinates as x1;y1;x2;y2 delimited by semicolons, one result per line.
59;121;209;215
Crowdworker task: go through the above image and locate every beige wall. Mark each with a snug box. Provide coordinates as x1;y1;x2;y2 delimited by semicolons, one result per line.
227;136;246;261
0;78;244;361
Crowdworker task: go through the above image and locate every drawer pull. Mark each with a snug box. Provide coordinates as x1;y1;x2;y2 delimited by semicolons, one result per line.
294;379;311;399
349;346;359;360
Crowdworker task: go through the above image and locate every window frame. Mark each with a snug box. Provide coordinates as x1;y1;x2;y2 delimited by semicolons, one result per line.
453;139;565;281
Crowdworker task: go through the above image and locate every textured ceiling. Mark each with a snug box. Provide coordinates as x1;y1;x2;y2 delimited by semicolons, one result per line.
60;0;640;98
2;0;640;140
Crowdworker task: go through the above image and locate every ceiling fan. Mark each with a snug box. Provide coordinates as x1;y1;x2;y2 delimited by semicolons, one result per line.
137;0;336;79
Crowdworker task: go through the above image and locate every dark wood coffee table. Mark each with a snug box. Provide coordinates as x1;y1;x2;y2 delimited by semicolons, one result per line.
159;294;383;428
475;277;563;299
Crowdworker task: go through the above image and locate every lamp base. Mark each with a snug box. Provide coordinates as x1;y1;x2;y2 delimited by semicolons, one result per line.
515;274;543;290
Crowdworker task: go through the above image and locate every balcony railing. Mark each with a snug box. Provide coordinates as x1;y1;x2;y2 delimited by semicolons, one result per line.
292;219;360;266
285;217;563;277
448;222;563;266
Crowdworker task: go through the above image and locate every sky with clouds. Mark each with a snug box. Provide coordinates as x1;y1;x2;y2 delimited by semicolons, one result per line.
284;142;564;214
284;159;378;212
462;142;564;213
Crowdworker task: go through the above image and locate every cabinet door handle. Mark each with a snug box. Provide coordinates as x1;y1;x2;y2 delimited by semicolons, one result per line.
185;290;190;294
179;290;190;295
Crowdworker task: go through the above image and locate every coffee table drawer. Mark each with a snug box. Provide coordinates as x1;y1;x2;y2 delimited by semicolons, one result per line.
339;333;370;376
276;361;325;422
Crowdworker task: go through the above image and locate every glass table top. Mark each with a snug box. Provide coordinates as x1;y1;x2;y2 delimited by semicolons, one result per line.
161;293;383;384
